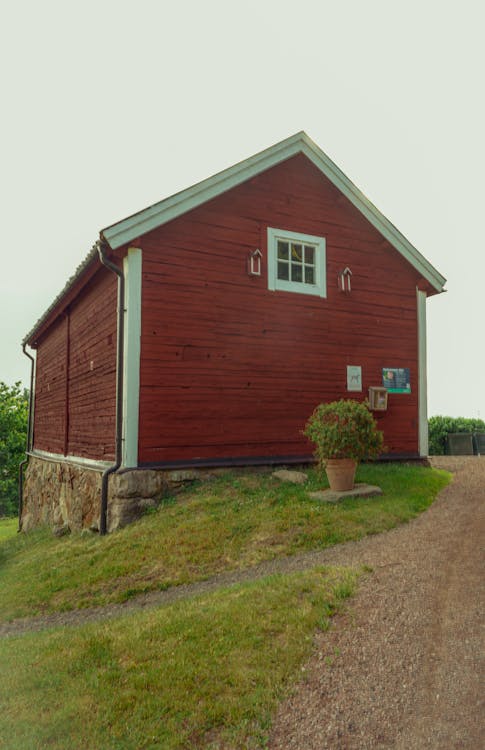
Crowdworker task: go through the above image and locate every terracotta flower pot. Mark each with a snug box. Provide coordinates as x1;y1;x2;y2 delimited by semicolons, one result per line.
324;458;357;491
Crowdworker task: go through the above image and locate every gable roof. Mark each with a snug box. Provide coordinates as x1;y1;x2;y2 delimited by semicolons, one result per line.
102;130;446;293
25;132;446;346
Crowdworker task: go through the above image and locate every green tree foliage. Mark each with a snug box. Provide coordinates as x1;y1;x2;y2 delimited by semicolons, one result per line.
428;415;485;455
0;382;29;516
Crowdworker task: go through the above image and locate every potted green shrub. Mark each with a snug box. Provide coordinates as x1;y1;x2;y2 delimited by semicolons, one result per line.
304;399;384;491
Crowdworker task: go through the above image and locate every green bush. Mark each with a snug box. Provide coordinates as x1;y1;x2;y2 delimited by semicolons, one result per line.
428;415;485;455
304;399;384;467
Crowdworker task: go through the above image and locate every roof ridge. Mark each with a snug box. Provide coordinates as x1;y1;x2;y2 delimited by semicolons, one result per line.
24;132;446;345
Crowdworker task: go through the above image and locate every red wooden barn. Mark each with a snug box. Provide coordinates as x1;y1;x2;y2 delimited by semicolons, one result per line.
21;132;446;533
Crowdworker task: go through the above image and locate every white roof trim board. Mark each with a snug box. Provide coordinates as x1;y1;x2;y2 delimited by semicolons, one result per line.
102;131;446;292
25;132;446;345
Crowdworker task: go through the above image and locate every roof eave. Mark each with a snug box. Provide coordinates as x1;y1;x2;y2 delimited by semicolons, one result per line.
102;131;446;294
102;131;308;249
22;245;101;347
24;131;446;349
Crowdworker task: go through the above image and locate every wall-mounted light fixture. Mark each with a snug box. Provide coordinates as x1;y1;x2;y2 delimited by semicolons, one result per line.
248;248;262;276
338;266;352;292
368;386;388;411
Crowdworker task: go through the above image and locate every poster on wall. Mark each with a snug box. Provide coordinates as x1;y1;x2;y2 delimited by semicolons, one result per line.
382;367;411;393
347;365;362;392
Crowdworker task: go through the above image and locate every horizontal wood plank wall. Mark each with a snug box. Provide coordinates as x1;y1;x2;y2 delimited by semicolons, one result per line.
33;316;68;454
67;269;117;459
33;268;117;460
134;154;423;463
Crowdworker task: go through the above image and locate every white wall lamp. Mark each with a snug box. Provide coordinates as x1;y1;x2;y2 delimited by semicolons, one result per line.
248;248;262;276
338;266;352;292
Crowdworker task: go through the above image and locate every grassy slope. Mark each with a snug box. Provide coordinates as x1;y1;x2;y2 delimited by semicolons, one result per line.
0;567;359;750
0;464;449;622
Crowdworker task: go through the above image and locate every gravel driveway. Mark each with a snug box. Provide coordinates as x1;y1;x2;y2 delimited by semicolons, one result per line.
268;456;484;749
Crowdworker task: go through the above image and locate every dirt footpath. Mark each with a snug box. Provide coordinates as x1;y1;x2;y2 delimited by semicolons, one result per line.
268;456;485;749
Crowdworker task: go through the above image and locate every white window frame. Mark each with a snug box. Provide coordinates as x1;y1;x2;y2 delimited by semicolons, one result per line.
267;227;326;297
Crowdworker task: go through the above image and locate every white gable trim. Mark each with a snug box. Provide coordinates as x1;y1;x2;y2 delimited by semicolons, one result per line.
102;132;446;293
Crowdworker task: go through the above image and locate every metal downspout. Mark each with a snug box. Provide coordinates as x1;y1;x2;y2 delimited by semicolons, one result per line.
97;240;125;535
18;344;35;532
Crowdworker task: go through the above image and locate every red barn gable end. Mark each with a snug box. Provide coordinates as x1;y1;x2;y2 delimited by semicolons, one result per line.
21;132;446;533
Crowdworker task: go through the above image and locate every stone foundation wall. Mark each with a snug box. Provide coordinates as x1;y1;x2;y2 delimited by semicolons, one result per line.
22;457;101;533
21;456;211;534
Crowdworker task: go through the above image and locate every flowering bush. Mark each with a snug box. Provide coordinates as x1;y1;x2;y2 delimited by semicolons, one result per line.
304;399;384;466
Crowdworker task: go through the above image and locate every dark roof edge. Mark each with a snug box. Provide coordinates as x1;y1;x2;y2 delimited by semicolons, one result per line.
23;244;100;346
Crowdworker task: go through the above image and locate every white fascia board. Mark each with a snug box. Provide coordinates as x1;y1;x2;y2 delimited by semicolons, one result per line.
102;131;446;293
102;132;306;249
299;136;446;293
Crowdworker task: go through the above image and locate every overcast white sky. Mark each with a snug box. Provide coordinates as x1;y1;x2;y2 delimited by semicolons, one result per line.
1;0;483;418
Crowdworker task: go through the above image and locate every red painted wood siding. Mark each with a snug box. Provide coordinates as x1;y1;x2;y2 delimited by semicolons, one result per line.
33;316;68;454
33;268;117;460
67;269;117;459
136;154;424;465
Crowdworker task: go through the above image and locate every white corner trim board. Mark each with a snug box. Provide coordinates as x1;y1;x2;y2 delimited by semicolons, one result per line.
122;247;142;468
417;288;428;457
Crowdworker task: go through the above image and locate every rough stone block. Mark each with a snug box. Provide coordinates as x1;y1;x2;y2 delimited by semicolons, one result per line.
272;469;308;484
308;483;383;503
111;470;169;499
22;456;102;533
165;469;200;484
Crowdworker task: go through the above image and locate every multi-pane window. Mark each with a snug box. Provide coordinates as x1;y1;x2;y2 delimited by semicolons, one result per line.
267;228;326;297
277;240;316;285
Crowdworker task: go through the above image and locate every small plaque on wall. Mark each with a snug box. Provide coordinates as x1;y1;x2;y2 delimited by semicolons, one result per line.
382;367;411;393
347;365;362;392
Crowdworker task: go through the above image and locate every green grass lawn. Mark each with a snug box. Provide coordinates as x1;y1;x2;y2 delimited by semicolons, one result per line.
0;566;359;750
0;464;451;749
0;517;17;542
0;463;449;622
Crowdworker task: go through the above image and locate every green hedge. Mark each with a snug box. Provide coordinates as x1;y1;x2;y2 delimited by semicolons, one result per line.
428;415;485;455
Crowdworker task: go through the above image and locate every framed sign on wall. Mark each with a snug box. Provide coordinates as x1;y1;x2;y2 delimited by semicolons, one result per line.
382;367;411;393
347;365;362;392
